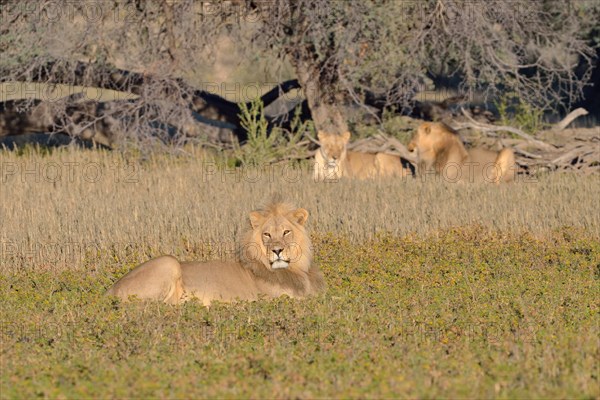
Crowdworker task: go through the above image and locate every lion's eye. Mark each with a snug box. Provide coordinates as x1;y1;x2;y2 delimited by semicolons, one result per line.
263;232;271;238
283;230;291;236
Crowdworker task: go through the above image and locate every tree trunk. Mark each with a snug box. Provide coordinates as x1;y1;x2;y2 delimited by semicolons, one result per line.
292;59;349;136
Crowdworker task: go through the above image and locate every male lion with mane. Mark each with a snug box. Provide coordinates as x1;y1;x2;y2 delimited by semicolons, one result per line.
106;201;325;305
314;131;411;181
408;122;516;183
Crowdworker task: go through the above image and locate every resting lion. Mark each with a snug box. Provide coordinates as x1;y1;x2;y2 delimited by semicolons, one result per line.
314;131;411;181
407;122;516;183
106;202;325;305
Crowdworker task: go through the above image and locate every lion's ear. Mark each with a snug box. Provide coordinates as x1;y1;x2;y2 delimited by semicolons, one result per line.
341;131;351;142
423;124;431;135
291;208;309;226
249;211;264;229
317;131;326;141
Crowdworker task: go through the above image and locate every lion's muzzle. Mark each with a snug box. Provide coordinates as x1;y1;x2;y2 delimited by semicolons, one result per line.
269;245;290;269
271;260;289;269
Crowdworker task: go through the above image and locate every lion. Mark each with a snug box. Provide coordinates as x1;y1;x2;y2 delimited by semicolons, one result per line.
407;122;516;183
314;131;411;181
106;201;325;305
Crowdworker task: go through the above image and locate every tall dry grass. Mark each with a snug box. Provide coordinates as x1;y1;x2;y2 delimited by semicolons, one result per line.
1;147;598;273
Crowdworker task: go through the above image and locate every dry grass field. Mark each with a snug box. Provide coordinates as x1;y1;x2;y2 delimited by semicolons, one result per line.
1;147;599;398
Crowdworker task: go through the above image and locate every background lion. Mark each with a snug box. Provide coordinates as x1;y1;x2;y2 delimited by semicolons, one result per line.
408;122;516;183
314;131;411;181
106;201;325;305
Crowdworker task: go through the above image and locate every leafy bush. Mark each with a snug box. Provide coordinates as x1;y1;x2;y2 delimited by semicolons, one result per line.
495;92;548;135
233;98;312;166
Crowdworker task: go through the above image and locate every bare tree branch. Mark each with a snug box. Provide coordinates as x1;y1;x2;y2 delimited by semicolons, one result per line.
453;107;555;151
554;108;589;132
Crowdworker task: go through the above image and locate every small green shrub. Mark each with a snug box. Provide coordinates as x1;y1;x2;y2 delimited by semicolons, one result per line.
234;99;312;166
495;92;548;135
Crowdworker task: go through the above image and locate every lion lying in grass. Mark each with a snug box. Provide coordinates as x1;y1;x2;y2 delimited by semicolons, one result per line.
408;122;516;183
106;201;325;305
314;131;411;181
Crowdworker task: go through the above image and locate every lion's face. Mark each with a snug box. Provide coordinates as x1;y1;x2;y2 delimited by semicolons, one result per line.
408;122;439;154
408;123;456;169
316;131;351;176
243;204;312;273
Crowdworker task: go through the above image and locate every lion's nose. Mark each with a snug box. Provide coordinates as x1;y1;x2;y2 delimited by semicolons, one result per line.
272;248;283;258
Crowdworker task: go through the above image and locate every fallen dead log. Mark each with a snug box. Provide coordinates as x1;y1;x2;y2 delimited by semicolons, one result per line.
511;134;598;175
6;60;303;143
453;107;556;151
550;144;597;165
512;147;543;159
553;108;589;132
